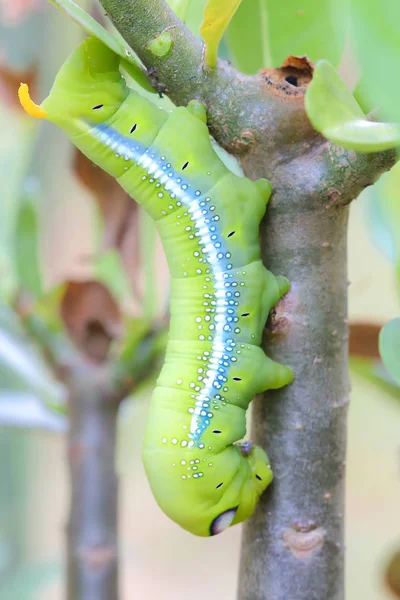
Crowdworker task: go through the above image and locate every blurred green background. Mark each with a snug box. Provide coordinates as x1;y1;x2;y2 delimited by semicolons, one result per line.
0;0;400;598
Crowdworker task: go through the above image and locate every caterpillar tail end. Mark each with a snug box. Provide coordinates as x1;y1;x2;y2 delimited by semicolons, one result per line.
18;83;47;119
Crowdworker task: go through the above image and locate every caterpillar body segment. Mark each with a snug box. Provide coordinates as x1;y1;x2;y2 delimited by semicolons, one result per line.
19;37;293;537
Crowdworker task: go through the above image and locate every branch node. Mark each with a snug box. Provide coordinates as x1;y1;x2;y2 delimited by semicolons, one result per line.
144;29;174;57
283;524;325;560
77;544;117;570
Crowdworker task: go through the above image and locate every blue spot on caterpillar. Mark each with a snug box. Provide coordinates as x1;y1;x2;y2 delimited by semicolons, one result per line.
19;37;294;537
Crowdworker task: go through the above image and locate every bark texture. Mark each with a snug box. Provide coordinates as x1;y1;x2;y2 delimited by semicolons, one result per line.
238;161;350;600
67;369;119;600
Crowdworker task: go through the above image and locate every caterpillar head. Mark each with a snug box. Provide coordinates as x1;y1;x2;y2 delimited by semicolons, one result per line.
209;444;273;536
19;37;128;131
143;443;273;537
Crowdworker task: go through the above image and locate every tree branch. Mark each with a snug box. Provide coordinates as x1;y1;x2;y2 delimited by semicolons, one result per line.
238;159;350;600
100;0;395;176
63;328;165;600
236;110;394;600
14;291;80;382
15;296;122;597
96;2;397;599
100;0;319;157
66;364;119;600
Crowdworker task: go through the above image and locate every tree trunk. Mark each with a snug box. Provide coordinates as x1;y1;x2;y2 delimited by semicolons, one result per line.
238;170;349;599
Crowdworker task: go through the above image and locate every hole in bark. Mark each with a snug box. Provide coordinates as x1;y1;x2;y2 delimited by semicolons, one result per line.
285;75;298;86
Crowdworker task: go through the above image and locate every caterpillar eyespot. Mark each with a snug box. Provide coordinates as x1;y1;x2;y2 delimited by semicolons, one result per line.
21;37;293;538
210;507;237;535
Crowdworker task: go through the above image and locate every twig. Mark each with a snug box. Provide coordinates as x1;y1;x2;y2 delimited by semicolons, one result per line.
66;363;119;600
64;326;165;599
236;128;395;600
16;290;165;599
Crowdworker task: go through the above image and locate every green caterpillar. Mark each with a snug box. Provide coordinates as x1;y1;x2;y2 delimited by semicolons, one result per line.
19;38;293;537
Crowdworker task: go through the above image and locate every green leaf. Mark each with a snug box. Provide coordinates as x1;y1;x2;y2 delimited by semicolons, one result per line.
305;60;400;152
224;0;267;73
0;108;37;302
226;0;346;73
112;321;167;392
13;187;42;298
266;0;346;67
350;0;400;123
47;0;154;93
321;121;400;153
166;0;191;21
379;318;400;387
0;316;65;410
185;0;207;37
350;357;400;404
364;162;400;264
117;317;151;365
200;0;242;69
353;75;378;116
306;61;364;124
94;249;133;306
34;283;66;332
0;391;67;430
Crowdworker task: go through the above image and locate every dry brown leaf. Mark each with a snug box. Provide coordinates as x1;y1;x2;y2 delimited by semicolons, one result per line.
74;151;142;297
349;322;381;359
0;61;37;110
60;280;123;364
74;150;132;248
386;550;400;598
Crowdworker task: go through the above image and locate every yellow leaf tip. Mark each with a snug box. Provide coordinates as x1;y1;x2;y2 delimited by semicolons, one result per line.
18;83;47;119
